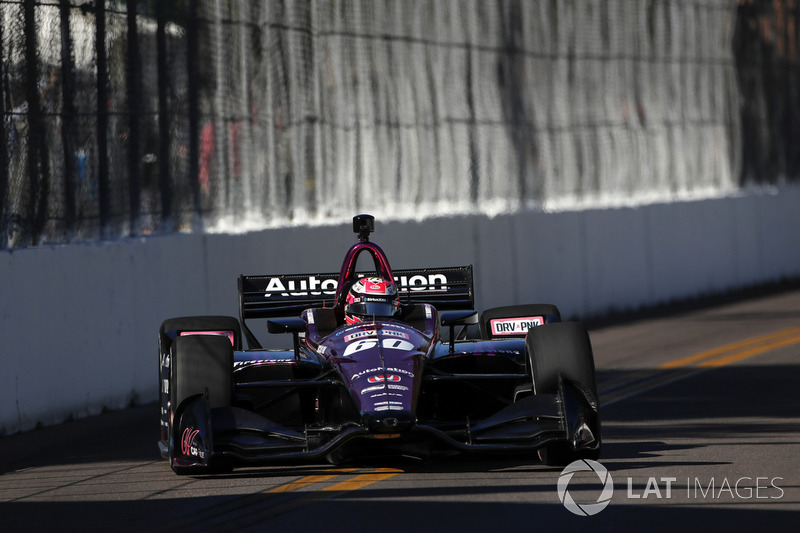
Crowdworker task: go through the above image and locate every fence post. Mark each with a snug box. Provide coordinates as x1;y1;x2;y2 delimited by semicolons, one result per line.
0;9;8;250
59;0;76;239
24;0;48;245
95;0;110;235
187;0;201;229
156;0;173;231
126;0;141;234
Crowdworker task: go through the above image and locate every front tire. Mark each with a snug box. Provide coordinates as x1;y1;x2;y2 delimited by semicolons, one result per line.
526;322;601;466
169;335;233;475
158;316;240;452
171;335;233;410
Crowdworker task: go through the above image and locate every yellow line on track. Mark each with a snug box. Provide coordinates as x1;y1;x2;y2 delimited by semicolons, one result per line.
601;326;800;406
658;326;800;369
266;468;358;493
321;467;402;492
697;334;800;368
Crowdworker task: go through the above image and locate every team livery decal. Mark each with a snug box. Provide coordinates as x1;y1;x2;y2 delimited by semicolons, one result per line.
234;357;297;368
373;401;405;411
262;273;450;297
344;329;379;342
353;278;397;296
181;428;202;457
490;316;544;336
342;337;415;357
351;366;415;381
360;384;409;395
262;276;339;297
179;330;235;345
381;328;410;339
367;374;401;383
344;325;409;342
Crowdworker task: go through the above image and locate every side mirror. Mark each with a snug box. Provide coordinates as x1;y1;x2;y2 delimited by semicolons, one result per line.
440;310;479;327
267;318;306;334
267;318;306;361
440;310;479;352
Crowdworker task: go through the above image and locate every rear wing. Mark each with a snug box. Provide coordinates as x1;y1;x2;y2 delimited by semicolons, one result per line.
239;266;474;321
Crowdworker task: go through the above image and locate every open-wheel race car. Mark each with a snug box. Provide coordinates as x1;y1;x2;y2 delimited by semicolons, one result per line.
158;215;601;474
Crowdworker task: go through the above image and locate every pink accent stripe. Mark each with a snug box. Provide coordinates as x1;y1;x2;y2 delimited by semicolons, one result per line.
179;330;235;346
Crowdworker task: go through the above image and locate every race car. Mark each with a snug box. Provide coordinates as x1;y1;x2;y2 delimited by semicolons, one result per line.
158;215;601;474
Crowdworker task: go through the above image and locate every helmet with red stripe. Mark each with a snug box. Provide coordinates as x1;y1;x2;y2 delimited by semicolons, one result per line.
345;277;400;325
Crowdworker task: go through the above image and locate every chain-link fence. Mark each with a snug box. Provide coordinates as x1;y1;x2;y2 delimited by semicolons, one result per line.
1;0;798;249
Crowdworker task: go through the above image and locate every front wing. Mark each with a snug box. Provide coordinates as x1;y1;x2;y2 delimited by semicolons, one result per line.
163;376;600;470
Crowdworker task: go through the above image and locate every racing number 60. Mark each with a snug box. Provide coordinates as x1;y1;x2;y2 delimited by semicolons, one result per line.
343;338;414;357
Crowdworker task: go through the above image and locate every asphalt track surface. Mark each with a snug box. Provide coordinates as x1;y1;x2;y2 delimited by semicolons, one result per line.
1;288;799;532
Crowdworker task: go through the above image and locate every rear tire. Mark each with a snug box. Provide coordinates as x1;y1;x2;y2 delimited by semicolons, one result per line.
526;322;601;466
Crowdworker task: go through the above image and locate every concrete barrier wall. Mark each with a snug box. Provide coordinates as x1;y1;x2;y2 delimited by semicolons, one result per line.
2;186;800;435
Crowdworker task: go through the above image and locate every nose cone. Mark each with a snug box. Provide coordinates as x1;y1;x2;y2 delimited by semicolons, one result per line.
362;410;415;433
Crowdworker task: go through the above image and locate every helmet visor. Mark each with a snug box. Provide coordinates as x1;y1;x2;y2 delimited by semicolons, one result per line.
348;301;398;319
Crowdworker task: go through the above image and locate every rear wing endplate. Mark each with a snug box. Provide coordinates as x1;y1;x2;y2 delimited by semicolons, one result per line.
239;266;474;321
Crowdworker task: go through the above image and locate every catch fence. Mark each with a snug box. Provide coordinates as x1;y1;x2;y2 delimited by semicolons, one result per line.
1;0;797;249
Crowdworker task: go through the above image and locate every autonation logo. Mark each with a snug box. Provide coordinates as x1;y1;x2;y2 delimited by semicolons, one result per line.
557;460;785;516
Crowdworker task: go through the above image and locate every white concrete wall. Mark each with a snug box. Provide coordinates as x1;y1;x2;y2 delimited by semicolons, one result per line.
2;186;800;435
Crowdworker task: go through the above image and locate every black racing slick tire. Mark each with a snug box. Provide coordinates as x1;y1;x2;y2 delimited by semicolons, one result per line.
169;335;234;475
159;315;242;352
171;335;234;410
158;316;240;454
525;322;601;466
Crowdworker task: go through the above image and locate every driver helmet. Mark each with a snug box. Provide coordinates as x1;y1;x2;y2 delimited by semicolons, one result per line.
345;277;400;325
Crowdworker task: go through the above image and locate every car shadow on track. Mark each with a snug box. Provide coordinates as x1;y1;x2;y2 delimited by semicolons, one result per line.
595;364;800;470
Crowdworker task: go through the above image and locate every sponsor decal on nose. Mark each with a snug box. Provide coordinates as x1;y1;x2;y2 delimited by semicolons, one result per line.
367;374;401;383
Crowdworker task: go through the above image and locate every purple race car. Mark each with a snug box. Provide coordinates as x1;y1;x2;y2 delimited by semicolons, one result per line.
158;215;601;474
